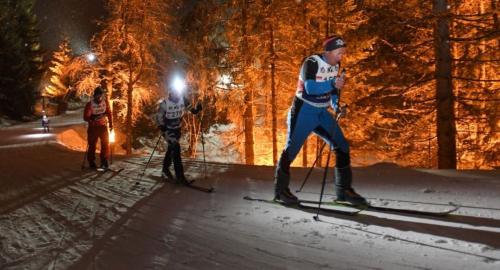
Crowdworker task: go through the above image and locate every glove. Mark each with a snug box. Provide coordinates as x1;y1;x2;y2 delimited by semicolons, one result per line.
159;125;167;132
333;73;346;90
191;103;202;114
337;105;347;119
328;78;339;95
90;113;104;121
330;86;339;96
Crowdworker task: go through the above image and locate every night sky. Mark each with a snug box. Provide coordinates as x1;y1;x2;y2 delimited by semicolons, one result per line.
34;0;106;54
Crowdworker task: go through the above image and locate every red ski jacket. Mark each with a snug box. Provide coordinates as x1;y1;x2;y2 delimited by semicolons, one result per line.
84;99;113;128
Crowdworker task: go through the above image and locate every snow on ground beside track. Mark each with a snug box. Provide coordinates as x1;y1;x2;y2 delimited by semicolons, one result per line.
0;152;499;269
1;112;499;269
0;156;163;269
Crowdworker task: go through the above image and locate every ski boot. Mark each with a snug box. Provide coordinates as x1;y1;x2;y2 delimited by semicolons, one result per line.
274;188;299;205
161;170;174;181
274;153;297;204
336;188;368;206
176;175;191;186
89;161;97;170
100;160;109;171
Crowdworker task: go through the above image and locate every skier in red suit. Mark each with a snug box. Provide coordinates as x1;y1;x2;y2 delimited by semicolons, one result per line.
83;87;113;170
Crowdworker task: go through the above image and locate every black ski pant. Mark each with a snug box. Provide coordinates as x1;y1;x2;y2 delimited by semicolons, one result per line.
162;128;185;179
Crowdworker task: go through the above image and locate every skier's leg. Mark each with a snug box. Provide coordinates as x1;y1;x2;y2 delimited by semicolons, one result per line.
171;142;187;184
169;129;187;184
275;99;318;203
87;127;98;168
162;131;174;180
314;111;367;205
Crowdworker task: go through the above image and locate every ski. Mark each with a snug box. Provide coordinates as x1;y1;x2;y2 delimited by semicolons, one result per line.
243;196;361;216
185;181;215;193
301;199;459;217
97;167;124;174
160;177;214;193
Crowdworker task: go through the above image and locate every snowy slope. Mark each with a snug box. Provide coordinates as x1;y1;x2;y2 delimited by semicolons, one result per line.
0;112;499;270
0;151;499;270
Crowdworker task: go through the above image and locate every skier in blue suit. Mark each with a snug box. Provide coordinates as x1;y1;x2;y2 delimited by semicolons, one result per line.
274;36;367;205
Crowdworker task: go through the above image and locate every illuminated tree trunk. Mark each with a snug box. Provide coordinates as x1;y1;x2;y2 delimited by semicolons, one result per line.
269;22;278;165
242;0;255;165
433;0;457;169
302;142;308;167
126;80;133;155
316;136;323;167
493;0;499;29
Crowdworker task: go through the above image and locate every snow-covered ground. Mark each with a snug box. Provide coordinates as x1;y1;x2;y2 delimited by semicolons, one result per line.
1;114;499;270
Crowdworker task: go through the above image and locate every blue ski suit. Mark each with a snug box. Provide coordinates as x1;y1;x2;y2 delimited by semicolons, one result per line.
274;54;353;193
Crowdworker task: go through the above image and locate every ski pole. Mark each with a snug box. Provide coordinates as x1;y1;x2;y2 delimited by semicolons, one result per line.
136;133;163;185
198;113;208;180
296;141;327;193
313;144;332;221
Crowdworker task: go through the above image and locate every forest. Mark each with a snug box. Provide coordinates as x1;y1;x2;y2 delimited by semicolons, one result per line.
0;0;498;169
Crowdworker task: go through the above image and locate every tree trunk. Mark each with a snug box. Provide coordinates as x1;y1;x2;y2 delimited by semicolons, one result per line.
302;141;308;167
433;0;457;169
242;0;254;165
316;136;323;167
270;22;278;165
126;81;133;155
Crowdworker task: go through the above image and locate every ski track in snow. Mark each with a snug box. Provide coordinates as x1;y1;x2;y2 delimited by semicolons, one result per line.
0;119;499;269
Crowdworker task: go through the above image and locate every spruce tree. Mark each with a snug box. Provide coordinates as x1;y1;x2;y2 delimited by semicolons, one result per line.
0;0;43;119
44;38;73;113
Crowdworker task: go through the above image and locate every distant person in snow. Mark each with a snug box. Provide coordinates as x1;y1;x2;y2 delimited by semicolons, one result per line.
156;86;202;184
273;36;367;206
84;87;113;170
41;111;50;133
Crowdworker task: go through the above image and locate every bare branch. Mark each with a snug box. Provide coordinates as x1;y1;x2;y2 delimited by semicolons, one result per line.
452;76;500;82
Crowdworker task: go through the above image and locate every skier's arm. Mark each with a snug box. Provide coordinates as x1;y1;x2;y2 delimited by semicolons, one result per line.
190;103;202;114
331;69;346;112
331;95;339;112
183;96;193;111
156;101;166;128
184;96;202;115
302;58;336;95
83;102;92;122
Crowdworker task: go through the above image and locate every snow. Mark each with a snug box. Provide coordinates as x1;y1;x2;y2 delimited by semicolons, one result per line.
0;112;499;270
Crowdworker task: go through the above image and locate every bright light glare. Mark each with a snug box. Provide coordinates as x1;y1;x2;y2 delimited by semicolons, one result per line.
220;74;232;85
109;129;116;143
20;134;53;139
86;53;96;62
171;76;186;94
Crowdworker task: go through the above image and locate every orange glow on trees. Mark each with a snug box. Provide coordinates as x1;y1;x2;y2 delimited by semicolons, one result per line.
86;0;175;154
181;0;497;169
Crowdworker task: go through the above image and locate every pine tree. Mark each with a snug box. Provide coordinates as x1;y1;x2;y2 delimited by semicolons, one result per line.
179;0;225;158
450;0;500;169
0;0;43;119
43;38;74;114
89;0;175;154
